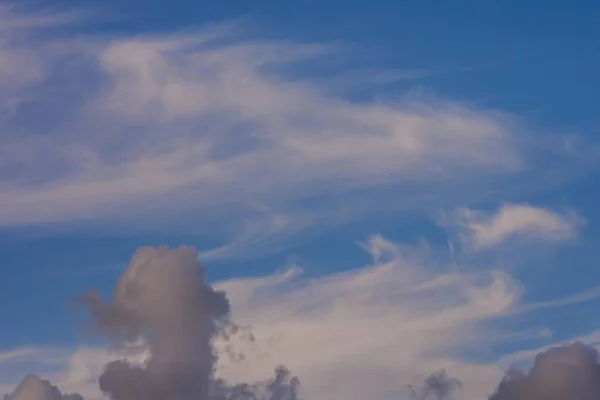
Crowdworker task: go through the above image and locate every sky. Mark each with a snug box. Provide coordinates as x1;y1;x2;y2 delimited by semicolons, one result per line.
1;1;600;399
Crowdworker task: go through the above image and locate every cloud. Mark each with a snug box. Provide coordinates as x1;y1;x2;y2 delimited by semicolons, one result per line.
212;234;600;399
3;239;516;400
78;246;302;400
5;238;600;400
196;204;318;262
489;342;600;400
0;347;73;392
0;4;597;399
514;284;600;316
0;4;547;234
0;3;92;103
3;246;304;400
0;4;588;261
0;3;88;32
440;204;583;250
213;235;525;400
0;348;59;364
6;375;83;400
408;370;462;400
80;245;231;400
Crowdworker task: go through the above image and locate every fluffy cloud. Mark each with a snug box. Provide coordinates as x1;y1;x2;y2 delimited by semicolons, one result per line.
440;204;583;250
80;246;230;400
4;246;302;400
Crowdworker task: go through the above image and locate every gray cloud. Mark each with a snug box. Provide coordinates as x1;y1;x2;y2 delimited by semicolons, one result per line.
489;342;600;400
408;370;461;400
81;246;229;400
211;365;299;400
6;246;300;400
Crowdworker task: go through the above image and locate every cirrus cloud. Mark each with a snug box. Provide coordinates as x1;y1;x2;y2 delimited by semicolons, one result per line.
0;4;561;233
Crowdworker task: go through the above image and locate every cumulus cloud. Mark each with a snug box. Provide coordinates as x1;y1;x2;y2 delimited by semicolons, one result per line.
440;204;583;250
5;246;301;400
489;342;600;400
80;246;231;400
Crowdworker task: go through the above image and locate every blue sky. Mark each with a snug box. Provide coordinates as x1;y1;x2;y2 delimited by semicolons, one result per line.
1;1;600;399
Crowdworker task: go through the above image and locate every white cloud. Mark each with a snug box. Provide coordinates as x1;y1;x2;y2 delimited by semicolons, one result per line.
0;6;541;233
514;283;600;316
440;204;583;250
210;235;600;399
213;235;525;400
0;5;587;262
0;5;597;400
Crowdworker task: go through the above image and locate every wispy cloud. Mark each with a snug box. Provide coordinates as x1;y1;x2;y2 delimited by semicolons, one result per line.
0;5;553;234
212;234;600;399
214;235;525;400
440;204;583;250
515;283;600;316
0;4;590;263
0;347;66;364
